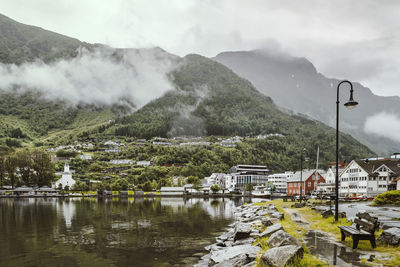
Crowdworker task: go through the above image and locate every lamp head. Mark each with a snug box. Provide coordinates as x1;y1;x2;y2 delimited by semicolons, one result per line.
344;90;358;110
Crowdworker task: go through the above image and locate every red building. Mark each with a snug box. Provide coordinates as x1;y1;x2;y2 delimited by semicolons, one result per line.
287;170;326;196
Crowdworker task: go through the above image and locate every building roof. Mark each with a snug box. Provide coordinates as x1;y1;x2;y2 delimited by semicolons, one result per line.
13;186;33;192
36;186;57;192
287;169;325;182
160;187;184;192
354;159;400;176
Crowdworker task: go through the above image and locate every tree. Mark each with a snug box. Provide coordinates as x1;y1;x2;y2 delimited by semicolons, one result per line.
245;183;253;192
111;178;130;191
5;155;18;188
142;181;152;192
16;150;33;186
56;149;78;158
31;150;55;187
72;181;89;191
210;184;221;193
0;157;5;188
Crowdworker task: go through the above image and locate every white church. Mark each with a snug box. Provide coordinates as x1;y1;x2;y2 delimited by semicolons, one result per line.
53;160;76;189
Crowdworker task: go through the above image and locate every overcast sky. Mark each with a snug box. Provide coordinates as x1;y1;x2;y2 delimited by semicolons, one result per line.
1;0;399;97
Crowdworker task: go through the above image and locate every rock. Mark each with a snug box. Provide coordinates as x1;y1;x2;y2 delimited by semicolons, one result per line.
217;229;235;242
321;209;333;218
234;223;253;241
338;211;346;218
261;245;304;267
377;227;400;246
258;223;283;238
294;202;306;208
209;244;261;265
205;244;224;251
233;237;255;246
213;254;249;267
243;261;256;267
268;230;301;248
262;217;273;227
380;221;400;230
270;212;284;220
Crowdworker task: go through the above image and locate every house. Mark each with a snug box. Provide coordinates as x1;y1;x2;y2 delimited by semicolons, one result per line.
54;160;76;189
79;154;92;160
395;176;400;190
136;161;151;167
109;159;133;165
340;158;400;197
206;173;226;188
267;172;294;193
315;162;346;194
229;165;269;189
160;187;185;195
286;170;326;196
13;186;34;196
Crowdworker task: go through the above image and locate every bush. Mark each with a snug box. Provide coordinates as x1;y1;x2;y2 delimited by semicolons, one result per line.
111;178;130;191
210;184;221;193
373;190;400;205
72;181;89;191
56;149;78;158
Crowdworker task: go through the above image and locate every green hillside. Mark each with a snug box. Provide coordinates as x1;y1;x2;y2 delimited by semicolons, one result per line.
110;54;374;167
0;13;93;64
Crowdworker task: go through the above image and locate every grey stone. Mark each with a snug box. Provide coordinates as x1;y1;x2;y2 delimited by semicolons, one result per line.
268;230;301;248
261;245;304;267
213;254;249;267
243;261;256;267
233;237;255;246
294;202;306;208
321;209;333;218
270;212;284;220
234;223;253;241
217;229;234;242
380;221;400;230
262;217;273;227
209;244;261;265
377;227;400;246
258;223;283;238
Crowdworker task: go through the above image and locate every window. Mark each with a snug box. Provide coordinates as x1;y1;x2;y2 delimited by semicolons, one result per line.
308;182;311;186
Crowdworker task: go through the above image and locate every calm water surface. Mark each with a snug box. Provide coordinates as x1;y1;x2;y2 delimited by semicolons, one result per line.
0;197;242;267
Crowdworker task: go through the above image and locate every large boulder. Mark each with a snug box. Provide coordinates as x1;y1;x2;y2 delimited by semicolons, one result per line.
377;227;400;246
216;229;235;242
213;254;250;267
268;230;301;248
261;245;304;267
294;202;306;208
270;212;284;220
234;223;253;241
209;244;261;265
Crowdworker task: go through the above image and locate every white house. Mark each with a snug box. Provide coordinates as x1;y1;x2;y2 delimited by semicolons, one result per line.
229;165;269;189
267;172;293;193
316;163;345;194
339;159;400;197
136;161;151;167
206;173;226;188
54;161;76;189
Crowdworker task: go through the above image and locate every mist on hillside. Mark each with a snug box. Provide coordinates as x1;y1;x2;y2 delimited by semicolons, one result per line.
0;47;178;108
364;112;400;143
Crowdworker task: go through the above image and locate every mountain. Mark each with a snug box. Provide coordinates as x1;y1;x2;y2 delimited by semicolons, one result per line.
110;54;374;166
0;13;93;64
0;13;374;167
214;50;400;155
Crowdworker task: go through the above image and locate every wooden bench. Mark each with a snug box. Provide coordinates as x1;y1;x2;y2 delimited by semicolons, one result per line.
338;212;379;249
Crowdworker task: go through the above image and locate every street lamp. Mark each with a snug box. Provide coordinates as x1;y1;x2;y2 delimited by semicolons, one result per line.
300;148;306;202
335;80;358;221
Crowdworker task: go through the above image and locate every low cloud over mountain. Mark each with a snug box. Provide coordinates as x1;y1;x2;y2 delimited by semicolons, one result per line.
0;47;178;108
364;112;400;143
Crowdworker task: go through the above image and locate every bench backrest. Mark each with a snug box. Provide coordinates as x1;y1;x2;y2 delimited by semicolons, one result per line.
354;212;379;234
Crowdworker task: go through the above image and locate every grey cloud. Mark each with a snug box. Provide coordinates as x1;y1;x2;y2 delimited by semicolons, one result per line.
0;47;178;107
364;112;400;143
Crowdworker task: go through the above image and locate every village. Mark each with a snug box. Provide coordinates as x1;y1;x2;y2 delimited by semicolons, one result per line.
2;136;400;199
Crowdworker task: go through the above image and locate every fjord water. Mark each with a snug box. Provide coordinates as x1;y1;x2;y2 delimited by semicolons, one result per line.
0;198;240;266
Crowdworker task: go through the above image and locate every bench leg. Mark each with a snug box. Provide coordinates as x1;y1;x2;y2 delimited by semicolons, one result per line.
352;238;359;249
341;230;346;241
370;238;376;248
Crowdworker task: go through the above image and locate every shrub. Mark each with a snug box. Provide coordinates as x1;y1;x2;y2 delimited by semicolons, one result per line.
210;184;221;193
373;190;400;205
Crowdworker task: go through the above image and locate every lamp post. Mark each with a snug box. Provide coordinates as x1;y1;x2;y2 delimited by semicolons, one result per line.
300;148;306;202
335;80;358;221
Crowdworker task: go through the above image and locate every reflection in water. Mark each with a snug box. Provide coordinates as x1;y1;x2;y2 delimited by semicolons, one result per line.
0;197;240;267
305;231;369;267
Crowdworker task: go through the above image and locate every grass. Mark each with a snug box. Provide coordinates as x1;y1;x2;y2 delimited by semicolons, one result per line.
254;200;328;267
294;203;400;266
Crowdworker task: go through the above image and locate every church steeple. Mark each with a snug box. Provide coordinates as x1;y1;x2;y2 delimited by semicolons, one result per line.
64;160;70;173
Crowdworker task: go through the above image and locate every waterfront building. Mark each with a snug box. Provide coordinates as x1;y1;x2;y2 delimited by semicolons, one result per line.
54;160;76;189
286;169;326;196
339;159;400;197
315;162;346;195
206;173;226;188
229;165;269;189
160;187;185;195
267;172;294;193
